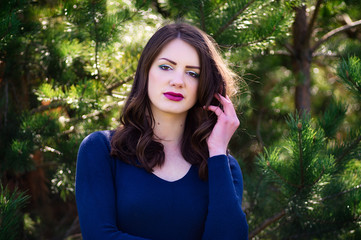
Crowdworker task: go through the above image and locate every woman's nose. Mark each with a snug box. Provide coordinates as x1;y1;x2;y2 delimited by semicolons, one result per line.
170;71;185;87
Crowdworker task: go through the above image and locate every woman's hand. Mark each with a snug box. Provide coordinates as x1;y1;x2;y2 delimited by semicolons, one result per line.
205;94;240;157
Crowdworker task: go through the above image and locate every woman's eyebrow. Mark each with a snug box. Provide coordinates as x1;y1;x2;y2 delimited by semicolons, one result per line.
159;57;200;69
159;57;176;65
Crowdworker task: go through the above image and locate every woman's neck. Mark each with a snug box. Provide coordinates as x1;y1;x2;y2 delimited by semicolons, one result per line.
152;112;186;149
151;111;190;174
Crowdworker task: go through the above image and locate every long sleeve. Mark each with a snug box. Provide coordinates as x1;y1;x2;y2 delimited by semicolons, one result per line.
75;131;150;240
202;154;248;240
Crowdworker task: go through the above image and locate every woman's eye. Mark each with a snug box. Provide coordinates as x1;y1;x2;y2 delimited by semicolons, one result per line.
187;71;200;79
159;64;172;70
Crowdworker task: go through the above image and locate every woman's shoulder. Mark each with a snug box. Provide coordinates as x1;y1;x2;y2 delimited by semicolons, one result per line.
81;130;114;144
77;130;118;170
79;130;116;152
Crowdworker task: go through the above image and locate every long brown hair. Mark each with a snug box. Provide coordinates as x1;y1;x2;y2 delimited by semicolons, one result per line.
110;22;237;180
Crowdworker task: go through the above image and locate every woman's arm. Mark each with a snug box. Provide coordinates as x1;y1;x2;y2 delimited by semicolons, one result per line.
75;131;150;240
202;94;248;239
202;154;248;240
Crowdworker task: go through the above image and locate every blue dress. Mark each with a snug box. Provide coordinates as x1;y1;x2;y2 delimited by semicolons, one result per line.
75;130;248;240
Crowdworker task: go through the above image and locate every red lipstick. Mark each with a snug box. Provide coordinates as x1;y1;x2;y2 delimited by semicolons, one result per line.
164;92;184;101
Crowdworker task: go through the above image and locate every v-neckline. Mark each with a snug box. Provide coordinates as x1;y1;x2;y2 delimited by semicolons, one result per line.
151;165;194;183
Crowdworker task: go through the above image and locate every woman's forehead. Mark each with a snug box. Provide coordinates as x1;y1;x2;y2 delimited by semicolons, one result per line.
155;39;200;67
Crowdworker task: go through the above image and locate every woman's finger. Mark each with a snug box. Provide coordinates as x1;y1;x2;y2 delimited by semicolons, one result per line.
206;105;224;117
215;94;237;116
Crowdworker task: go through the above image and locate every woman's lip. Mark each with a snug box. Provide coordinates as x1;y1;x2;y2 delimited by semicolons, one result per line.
164;92;184;101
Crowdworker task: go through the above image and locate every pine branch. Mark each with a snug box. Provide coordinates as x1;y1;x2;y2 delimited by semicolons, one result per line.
59;126;76;137
311;19;361;52
336;134;361;163
0;2;16;41
284;43;295;56
266;161;300;188
287;220;356;240
30;75;131;114
337;57;361;98
214;0;257;39
151;0;170;18
319;184;361;202
30;100;67;115
65;101;119;124
312;52;339;58
256;109;264;148
298;124;305;188
249;209;286;238
345;70;361;94
305;0;323;42
273;50;292;57
311;167;325;186
106;75;133;93
219;25;277;48
118;4;145;23
0;186;29;240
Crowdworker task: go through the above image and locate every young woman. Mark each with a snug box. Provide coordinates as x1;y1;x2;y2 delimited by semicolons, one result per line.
76;22;248;240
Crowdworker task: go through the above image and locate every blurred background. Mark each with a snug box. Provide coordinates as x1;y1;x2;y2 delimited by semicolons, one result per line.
1;0;360;239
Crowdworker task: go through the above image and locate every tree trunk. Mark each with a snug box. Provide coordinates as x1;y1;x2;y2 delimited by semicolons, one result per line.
292;6;312;113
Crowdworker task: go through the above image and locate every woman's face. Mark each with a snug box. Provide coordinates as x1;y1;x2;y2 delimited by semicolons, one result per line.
148;39;200;118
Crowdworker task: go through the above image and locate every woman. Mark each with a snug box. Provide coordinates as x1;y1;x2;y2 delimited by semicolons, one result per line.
76;22;248;240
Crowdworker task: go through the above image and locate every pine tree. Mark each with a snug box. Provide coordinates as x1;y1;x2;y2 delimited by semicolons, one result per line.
0;185;30;240
248;26;361;240
154;0;361;238
245;1;361;238
1;0;162;238
257;107;360;238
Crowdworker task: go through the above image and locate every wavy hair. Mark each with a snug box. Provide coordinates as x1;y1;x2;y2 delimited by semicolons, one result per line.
110;22;237;180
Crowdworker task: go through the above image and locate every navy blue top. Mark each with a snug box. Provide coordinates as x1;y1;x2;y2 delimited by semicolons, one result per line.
75;130;248;240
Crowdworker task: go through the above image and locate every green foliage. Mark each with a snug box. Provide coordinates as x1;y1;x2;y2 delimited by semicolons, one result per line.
239;1;361;235
2;112;61;175
259;113;335;197
337;56;361;100
0;0;28;50
0;1;162;238
64;0;119;44
258;113;360;238
318;99;347;139
0;185;29;240
329;128;361;170
157;0;293;53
